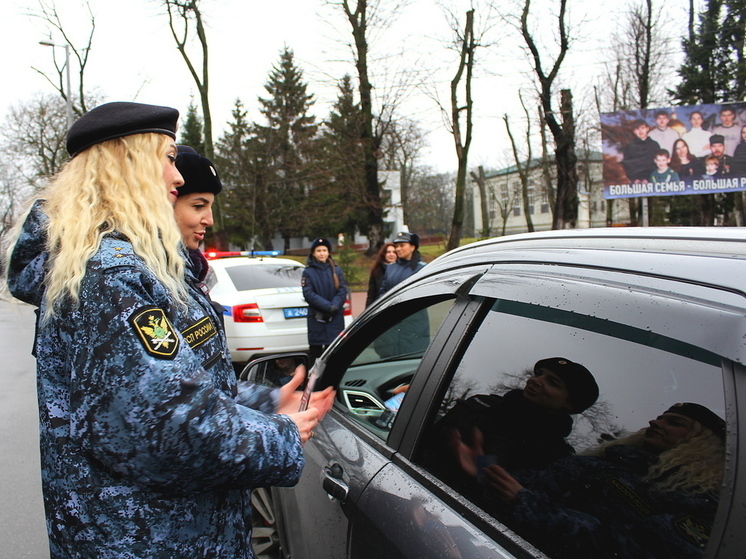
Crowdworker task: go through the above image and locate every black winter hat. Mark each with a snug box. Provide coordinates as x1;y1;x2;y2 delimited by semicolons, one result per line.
66;101;179;157
709;134;725;145
534;357;599;414
176;145;222;196
664;402;726;440
310;237;332;253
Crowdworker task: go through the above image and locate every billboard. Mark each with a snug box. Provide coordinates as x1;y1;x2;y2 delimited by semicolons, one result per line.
601;103;746;199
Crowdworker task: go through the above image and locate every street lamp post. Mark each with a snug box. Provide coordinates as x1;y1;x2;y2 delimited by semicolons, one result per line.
39;41;73;129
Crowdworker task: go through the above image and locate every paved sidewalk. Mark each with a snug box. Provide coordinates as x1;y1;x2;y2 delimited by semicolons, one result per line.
350;291;367;318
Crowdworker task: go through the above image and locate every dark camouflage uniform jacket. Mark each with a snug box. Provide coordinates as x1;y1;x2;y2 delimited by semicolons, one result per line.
504;444;718;559
8;200;304;558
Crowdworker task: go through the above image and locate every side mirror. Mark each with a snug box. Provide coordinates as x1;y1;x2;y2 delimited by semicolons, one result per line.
239;353;309;387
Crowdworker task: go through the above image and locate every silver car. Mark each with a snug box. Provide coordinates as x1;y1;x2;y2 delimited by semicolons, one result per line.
247;228;746;559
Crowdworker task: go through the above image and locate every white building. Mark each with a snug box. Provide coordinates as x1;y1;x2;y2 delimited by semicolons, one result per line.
350;169;404;246
472;151;630;236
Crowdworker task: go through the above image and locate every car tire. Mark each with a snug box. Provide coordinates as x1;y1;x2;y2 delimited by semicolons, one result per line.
251;487;282;559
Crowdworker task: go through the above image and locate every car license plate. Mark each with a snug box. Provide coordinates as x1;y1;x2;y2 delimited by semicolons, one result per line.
284;307;308;319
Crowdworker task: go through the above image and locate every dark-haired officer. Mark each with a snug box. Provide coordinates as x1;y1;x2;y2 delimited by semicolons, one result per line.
174;145;225;322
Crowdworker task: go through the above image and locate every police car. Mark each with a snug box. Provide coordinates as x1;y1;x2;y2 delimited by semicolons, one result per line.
205;251;352;367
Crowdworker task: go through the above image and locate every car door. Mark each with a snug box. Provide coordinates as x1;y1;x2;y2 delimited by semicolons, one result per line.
397;262;745;559
273;267;508;559
276;257;746;559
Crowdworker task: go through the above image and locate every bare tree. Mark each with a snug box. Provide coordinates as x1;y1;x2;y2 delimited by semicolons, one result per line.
520;0;578;229
600;0;672;112
159;0;229;247
378;118;426;226
31;0;95;117
0;94;70;239
160;0;213;158
337;0;386;254
445;8;476;251
492;187;520;237
503;93;536;233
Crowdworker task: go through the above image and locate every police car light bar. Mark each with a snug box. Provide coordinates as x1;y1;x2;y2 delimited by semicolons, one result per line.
204;250;281;260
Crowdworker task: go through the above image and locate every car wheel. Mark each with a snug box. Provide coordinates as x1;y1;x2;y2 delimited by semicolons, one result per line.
251;487;282;559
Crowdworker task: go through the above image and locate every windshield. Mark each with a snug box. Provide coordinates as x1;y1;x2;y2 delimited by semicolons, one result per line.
225;263;303;291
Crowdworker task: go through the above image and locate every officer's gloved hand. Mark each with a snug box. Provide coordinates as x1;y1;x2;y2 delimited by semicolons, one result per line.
328;305;339;315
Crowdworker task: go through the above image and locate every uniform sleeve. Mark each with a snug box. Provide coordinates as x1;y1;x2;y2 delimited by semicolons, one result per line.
68;266;304;492
330;267;347;310
500;458;606;555
302;268;333;312
235;381;279;414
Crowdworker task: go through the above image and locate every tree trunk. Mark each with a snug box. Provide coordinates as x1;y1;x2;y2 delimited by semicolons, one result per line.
446;9;475;251
470;166;490;237
343;0;384;256
554;89;578;229
521;0;576;230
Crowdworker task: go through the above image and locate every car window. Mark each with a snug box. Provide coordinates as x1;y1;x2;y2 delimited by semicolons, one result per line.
223;262;303;291
336;298;455;439
417;298;726;559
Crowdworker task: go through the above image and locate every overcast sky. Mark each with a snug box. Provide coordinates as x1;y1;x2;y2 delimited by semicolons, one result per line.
1;0;692;173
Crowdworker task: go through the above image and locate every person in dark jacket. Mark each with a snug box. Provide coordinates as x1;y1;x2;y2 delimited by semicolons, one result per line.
621;119;661;183
302;237;348;362
379;231;427;297
366;242;397;307
485;402;725;559
426;357;598;499
5;102;332;559
174;145;224;320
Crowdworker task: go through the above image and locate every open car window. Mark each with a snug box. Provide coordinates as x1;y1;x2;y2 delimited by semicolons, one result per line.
335;298;456;439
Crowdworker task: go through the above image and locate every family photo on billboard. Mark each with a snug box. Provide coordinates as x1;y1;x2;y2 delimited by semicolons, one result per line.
601;103;746;199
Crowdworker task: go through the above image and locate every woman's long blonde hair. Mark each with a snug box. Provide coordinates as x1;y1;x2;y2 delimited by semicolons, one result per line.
590;423;725;495
21;133;187;313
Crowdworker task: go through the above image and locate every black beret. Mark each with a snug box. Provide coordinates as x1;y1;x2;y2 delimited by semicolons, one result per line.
175;146;222;196
310;237;332;253
665;402;726;440
534;357;599;413
66;101;179;157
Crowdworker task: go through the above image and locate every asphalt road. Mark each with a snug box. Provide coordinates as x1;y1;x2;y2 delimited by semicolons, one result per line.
0;300;49;558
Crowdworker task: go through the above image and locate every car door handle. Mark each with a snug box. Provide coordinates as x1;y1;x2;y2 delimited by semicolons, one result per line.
323;463;348;501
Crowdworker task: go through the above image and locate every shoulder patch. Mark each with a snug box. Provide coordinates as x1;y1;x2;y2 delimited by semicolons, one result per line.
129;306;179;359
181;316;218;349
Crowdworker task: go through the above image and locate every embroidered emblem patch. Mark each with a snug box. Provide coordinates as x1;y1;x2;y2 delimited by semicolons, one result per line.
181;316;217;349
129;306;179;359
674;515;711;547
